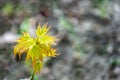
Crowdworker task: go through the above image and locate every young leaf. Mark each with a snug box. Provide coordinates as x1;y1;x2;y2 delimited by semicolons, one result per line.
14;23;58;74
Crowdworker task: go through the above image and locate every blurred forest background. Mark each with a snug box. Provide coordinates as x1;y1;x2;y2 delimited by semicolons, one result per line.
0;0;120;80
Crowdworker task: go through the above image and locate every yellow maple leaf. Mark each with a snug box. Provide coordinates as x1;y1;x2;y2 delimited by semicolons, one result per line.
14;23;58;74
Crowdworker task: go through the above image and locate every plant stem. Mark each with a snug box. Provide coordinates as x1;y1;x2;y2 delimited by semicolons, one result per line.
30;73;34;80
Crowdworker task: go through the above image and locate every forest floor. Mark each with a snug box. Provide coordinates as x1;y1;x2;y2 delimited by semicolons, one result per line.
0;0;120;80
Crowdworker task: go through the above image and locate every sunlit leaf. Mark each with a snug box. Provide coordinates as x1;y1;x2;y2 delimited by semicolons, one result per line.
14;23;58;74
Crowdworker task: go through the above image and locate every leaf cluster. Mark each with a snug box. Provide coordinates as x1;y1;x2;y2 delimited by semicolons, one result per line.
14;23;58;74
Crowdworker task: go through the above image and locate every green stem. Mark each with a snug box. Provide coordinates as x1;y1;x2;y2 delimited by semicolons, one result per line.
30;73;34;80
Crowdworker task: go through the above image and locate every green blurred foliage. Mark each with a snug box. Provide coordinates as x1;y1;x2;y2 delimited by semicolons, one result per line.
93;0;105;8
110;58;120;65
92;0;110;18
1;3;14;16
19;18;30;34
53;3;85;57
